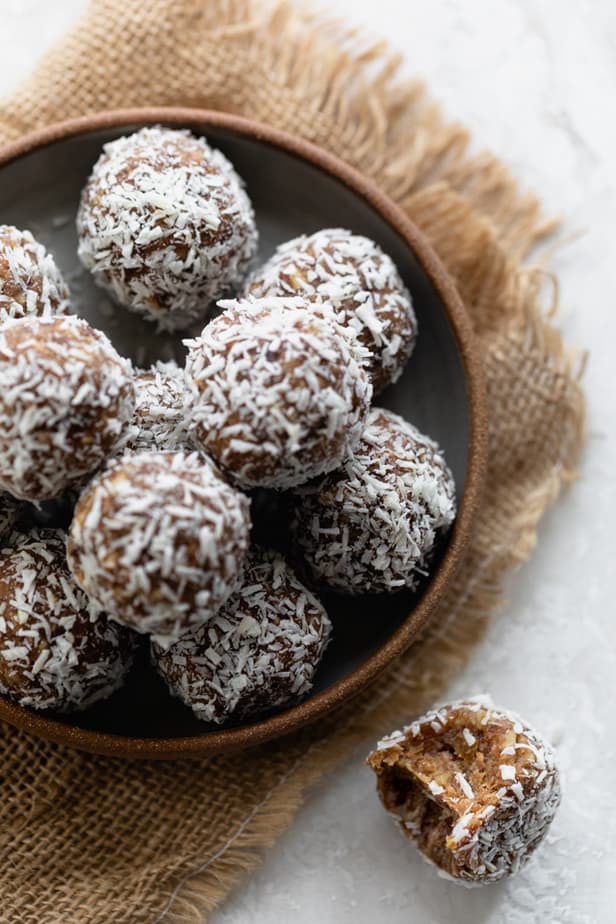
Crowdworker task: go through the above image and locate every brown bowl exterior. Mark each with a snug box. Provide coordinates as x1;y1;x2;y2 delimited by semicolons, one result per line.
0;109;487;759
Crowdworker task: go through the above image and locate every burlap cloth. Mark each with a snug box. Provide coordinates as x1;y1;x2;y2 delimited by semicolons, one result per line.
0;2;585;922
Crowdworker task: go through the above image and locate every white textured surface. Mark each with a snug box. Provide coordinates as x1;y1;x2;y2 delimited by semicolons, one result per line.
0;1;614;922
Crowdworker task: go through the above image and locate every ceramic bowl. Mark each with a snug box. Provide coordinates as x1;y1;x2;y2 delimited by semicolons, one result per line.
0;109;487;758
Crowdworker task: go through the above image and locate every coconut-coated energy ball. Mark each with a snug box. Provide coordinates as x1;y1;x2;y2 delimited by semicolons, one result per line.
290;407;456;594
0;316;136;502
67;451;251;646
246;228;417;393
77;126;258;331
0;225;70;325
368;697;561;885
125;360;191;453
0;529;135;712
185;297;372;490
152;546;331;724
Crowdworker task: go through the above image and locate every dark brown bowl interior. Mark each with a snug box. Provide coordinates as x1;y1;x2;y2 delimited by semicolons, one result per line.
0;109;487;759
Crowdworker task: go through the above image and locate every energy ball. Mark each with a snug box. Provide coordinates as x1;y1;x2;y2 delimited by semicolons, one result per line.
0;316;135;502
367;697;561;886
290;407;456;594
67;451;251;646
0;225;70;325
185;297;372;489
0;529;135;712
246;228;417;393
152;546;331;724
77;126;258;331
125;360;191;453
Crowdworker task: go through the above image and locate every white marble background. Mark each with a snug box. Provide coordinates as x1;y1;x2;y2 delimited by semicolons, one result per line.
0;1;614;922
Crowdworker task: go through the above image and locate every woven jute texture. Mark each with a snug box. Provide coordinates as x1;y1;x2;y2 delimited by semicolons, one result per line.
0;2;584;922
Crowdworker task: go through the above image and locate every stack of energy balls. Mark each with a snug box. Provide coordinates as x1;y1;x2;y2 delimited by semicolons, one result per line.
0;127;456;727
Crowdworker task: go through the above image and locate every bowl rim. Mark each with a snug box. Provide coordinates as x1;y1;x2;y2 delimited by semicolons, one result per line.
0;107;488;759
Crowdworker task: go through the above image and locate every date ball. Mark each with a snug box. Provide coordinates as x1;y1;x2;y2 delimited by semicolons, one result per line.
185;297;372;489
77;126;258;331
67;451;251;646
368;697;561;885
246;228;417;393
0;225;70;325
152;546;331;724
290;407;456;594
0;529;135;712
0;316;136;501
125;360;191;453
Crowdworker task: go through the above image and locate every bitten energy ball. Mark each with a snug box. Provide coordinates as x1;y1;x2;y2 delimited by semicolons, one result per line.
0;529;135;712
152;546;331;724
246;228;417;393
0;316;136;501
67;451;251;646
185;297;372;489
0;225;70;325
77;126;258;331
368;697;561;886
125;360;191;453
290;407;456;594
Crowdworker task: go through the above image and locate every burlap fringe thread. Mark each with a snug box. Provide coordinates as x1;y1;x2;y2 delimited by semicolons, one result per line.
0;2;584;923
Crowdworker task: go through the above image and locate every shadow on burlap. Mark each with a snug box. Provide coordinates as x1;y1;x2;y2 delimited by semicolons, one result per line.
0;2;585;922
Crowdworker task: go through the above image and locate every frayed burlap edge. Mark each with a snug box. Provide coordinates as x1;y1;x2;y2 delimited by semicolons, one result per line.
0;2;585;922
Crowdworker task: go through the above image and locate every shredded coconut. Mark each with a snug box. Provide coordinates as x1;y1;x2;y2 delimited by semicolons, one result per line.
246;227;417;393
124;360;192;453
67;450;251;646
463;727;477;747
77;126;258;331
152;546;331;724
0;315;136;501
184;297;372;489
369;697;561;886
0;529;135;712
0;225;70;325
290;406;456;594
